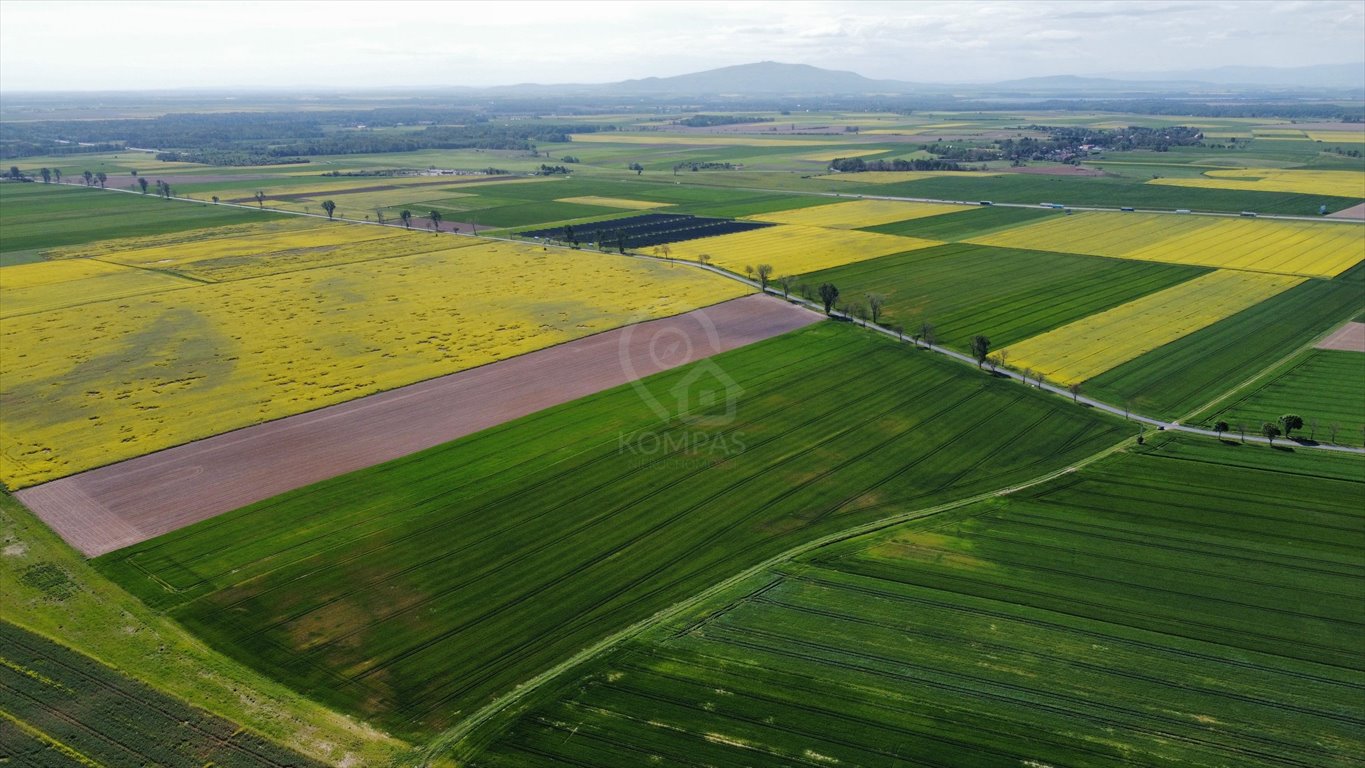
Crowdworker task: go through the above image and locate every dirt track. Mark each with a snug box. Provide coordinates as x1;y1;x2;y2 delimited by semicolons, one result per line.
1327;202;1365;220
17;295;819;557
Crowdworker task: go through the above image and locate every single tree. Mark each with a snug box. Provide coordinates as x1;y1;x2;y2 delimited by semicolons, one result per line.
866;292;885;324
996;349;1009;370
697;253;711;267
562;224;575;244
818;283;840;315
39;167;51;183
1278;414;1303;438
756;264;773;291
986;353;1001;373
744;265;755;282
628;162;644;175
255;191;266;207
321;200;337;220
82;170;93;186
1023;368;1037;388
161;182;172;199
95;171;107;188
1068;381;1083;403
375;209;387;225
1237;423;1245;443
428;210;443;230
660;244;672;261
893;324;905;342
778;275;795;298
911;329;923;347
211;195;219;204
400;210;413;229
1329;423;1341;444
1308;419;1318;441
1214;420;1229;440
920;321;936;348
970;335;991;368
53;169;62;183
1262;422;1282;445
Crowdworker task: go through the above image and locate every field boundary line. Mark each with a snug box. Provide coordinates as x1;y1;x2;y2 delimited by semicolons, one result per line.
52;181;1365;455
1173;318;1357;426
420;436;1133;764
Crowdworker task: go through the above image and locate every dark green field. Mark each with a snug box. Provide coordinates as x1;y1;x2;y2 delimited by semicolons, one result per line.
1087;264;1365;419
0;620;323;767
1195;349;1365;445
864;205;1061;240
844;173;1362;215
97;322;1127;739
0;183;284;263
800;243;1207;349
468;435;1365;767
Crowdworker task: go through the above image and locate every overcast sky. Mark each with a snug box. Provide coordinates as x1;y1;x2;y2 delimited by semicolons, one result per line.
1;0;1362;91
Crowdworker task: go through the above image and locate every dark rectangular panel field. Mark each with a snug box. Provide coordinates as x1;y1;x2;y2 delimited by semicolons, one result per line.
520;212;773;247
799;243;1208;349
470;436;1365;768
0;621;323;767
96;322;1127;739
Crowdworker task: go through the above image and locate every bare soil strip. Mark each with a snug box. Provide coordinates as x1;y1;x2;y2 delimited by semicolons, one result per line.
1316;321;1365;352
1327;202;1365;220
17;295;818;557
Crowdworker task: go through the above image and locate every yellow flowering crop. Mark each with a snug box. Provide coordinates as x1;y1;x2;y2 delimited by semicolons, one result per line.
1148;168;1365;198
0;259;191;318
1002;270;1304;385
568;133;831;147
970;211;1364;278
555;196;671;209
0;239;746;488
749;199;973;229
1305;131;1365;144
666;224;939;275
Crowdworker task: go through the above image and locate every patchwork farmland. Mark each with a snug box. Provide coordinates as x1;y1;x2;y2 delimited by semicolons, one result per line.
1;90;1362;768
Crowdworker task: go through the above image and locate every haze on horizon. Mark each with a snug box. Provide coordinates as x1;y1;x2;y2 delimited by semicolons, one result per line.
1;0;1363;92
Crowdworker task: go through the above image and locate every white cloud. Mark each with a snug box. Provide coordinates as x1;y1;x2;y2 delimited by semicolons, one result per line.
0;0;1360;90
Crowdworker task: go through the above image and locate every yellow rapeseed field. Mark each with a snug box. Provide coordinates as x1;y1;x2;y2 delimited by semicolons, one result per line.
1001;270;1304;385
666;224;939;275
970;211;1364;278
1148;168;1365;198
555;196;671;209
569;133;831;147
0;238;746;488
817;171;1004;184
749;199;973;228
1306;131;1365;144
0;259;192;318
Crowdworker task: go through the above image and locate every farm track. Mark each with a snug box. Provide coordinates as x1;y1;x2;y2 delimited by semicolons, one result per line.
421;436;1133;763
25;183;1363;763
43;182;1365;455
17;294;818;557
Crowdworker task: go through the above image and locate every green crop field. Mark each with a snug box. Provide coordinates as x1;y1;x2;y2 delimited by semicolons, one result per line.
1194;349;1365;445
865;205;1061;240
799;243;1207;348
97;322;1127;739
843;173;1363;215
0;183;285;264
0;620;325;767
467;435;1365;767
1086;264;1365;418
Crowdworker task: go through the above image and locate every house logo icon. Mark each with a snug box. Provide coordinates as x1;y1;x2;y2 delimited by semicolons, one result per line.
668;358;743;426
618;308;743;426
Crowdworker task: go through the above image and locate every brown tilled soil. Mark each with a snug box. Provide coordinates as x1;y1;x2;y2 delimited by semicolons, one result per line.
1327;203;1365;220
17;294;819;557
1316;321;1365;352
